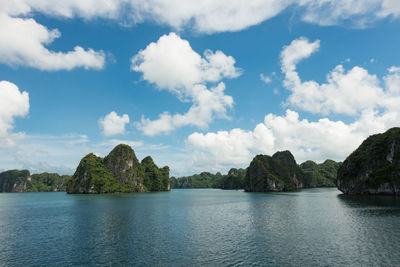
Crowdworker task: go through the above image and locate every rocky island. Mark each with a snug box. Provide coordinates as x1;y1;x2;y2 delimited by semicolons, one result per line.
337;127;400;195
244;151;341;192
0;170;70;192
170;168;246;189
244;151;304;192
67;144;170;194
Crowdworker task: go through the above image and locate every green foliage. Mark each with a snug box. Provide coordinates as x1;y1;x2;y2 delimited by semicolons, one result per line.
0;169;30;192
221;168;246;189
244;151;341;192
28;173;71;192
68;144;170;194
0;170;71;192
141;156;170;191
170;172;223;188
103;144;144;190
68;153;124;193
338;127;400;190
300;160;341;187
244;154;289;191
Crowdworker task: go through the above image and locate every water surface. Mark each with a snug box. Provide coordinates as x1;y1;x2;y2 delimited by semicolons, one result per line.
0;188;399;266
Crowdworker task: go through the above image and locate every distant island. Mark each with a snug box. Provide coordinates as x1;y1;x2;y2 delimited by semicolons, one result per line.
67;144;170;194
170;168;246;190
170;151;341;191
244;151;341;192
337;127;400;195
0;170;71;192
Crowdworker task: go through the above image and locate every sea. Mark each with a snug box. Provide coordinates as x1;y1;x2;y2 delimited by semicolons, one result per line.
0;188;399;266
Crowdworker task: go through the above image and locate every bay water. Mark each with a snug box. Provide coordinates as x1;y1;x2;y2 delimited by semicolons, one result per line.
0;188;399;266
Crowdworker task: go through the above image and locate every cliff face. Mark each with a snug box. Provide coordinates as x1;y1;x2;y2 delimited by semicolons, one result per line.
67;144;170;194
104;144;145;192
0;170;30;192
141;156;170;191
244;151;304;192
337;127;400;195
0;170;71;192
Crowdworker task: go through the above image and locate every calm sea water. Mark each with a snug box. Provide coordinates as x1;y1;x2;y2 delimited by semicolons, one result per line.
0;188;399;266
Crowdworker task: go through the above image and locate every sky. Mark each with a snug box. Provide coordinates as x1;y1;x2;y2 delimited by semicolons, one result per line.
1;0;400;176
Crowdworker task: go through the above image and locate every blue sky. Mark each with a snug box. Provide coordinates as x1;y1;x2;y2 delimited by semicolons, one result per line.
1;1;400;176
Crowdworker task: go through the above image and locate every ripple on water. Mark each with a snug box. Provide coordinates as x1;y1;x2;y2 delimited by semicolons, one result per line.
0;189;400;266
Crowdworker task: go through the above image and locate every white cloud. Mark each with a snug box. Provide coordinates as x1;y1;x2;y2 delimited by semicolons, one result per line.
0;14;105;70
131;32;240;93
128;0;288;33
132;33;240;135
298;0;382;27
378;0;400;17
0;0;122;19
260;73;272;84
280;37;398;116
2;1;399;35
138;83;233;135
0;81;29;148
129;0;400;32
99;111;130;137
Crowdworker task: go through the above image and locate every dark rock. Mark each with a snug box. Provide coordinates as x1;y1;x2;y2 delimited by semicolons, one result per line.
337;127;400;195
244;151;304;192
0;169;30;192
221;168;246;190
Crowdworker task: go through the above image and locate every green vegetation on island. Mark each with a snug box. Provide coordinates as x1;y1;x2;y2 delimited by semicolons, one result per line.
170;168;246;190
67;144;170;194
244;151;304;192
171;152;340;192
221;168;246;189
170;172;223;189
0;169;71;192
244;151;342;192
300;160;341;187
337;127;400;195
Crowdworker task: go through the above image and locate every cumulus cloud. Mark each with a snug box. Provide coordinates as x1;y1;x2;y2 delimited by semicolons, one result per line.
132;33;240;135
0;81;29;148
280;37;400;116
131;32;240;93
0;14;105;71
99;111;130;137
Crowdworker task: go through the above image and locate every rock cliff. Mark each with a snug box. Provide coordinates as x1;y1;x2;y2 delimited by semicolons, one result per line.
244;151;304;192
0;170;30;192
67;144;170;194
0;170;69;192
337;127;400;195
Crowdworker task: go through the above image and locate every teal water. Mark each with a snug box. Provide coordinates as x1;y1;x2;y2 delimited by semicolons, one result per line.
0;188;400;266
